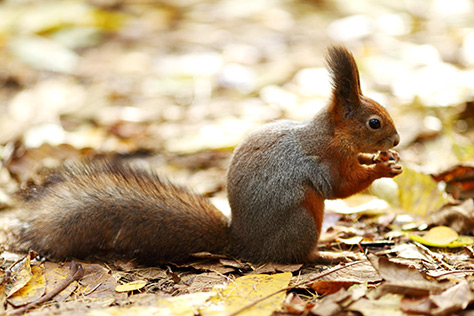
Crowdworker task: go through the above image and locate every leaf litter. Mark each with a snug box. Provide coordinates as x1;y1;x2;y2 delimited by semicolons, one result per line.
1;0;474;315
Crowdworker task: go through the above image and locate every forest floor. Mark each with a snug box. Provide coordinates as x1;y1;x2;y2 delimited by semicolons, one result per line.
1;0;474;315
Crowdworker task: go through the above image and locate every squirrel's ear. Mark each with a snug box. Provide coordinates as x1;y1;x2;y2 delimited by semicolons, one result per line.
326;46;362;108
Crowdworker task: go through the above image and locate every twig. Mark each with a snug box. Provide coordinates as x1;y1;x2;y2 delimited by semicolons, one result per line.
430;269;474;278
412;241;453;270
83;281;102;296
10;261;84;315
228;260;364;316
6;254;28;272
463;245;474;257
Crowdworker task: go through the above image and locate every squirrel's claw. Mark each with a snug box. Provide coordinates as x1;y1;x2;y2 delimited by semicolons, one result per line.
373;150;400;163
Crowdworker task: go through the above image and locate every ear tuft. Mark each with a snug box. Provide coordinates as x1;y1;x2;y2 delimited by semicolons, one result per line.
326;46;362;104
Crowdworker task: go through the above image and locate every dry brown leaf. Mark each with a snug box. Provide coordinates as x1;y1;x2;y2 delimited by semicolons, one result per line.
375;282;442;298
399;281;474;315
430;281;474;315
400;296;434;315
369;255;448;299
130;267;167;280
311;280;360;296
6;143;96;187
44;262;79;302
349;293;404;316
368;255;431;284
295;261;381;285
428;199;474;234
251;263;303;274
282;293;311;315
185;272;227;293
185;260;238;274
74;263;119;306
312;284;367;316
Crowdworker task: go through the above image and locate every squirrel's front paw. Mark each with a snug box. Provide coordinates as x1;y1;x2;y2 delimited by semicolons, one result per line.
375;160;403;177
374;150;400;163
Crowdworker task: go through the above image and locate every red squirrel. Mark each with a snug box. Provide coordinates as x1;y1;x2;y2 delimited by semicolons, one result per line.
13;46;402;265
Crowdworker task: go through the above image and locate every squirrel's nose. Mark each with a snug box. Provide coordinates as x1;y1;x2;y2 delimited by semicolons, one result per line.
392;133;400;147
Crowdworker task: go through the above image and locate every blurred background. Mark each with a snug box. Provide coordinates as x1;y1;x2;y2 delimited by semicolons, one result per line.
0;0;473;200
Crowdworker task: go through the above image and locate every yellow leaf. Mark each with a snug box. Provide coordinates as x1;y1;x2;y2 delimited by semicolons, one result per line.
394;167;450;216
5;255;32;298
424;226;458;245
7;265;46;307
158;292;215;316
202;272;292;316
87;292;215;316
115;280;147;293
0;284;6;314
87;274;292;316
408;226;474;248
446;236;474;248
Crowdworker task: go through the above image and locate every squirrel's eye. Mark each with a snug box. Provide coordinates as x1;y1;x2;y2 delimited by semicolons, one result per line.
368;118;381;129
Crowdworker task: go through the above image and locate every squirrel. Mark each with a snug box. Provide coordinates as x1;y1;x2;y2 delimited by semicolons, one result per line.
12;46;402;265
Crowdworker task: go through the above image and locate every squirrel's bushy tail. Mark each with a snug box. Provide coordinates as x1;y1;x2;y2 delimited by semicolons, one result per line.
13;160;230;264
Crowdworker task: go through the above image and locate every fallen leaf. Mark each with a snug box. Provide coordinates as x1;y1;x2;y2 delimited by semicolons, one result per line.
115;280;147;293
129;267;167;280
5;254;32;298
282;293;310;314
368;255;430;284
389;244;430;260
87;292;215;316
183;257;242;274
375;282;441;298
428;199;474;234
203;272;293;316
158;292;216;315
337;236;363;245
395;167;450;216
296;261;382;285
430;281;474;315
325;194;389;215
7;264;46;307
349;293;405;316
186;272;228;293
44;262;78;302
400;296;433;314
312;284;367;316
251;263;303;274
311;280;360;295
73;263;120;307
424;226;458;244
368;255;447;300
408;226;474;248
6;143;96;187
0;284;6;314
